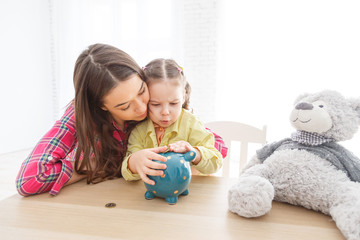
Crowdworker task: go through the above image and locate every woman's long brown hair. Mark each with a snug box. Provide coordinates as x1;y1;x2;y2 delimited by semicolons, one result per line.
73;43;144;183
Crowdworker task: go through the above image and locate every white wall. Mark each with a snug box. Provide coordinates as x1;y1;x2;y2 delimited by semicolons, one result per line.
182;0;218;123
1;0;359;158
0;0;54;153
216;0;360;156
0;0;186;154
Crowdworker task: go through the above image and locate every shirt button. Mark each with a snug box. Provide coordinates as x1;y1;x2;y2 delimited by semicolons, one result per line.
48;156;53;160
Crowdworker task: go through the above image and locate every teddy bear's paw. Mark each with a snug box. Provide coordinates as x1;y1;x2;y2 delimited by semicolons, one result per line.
228;176;274;218
330;200;360;240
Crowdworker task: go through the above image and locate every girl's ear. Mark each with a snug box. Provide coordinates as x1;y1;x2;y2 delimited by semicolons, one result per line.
101;105;108;111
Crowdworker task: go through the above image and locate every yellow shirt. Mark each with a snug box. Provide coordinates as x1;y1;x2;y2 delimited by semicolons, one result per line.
121;109;223;181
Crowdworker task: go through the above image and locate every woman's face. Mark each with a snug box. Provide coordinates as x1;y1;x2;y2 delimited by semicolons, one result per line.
101;74;149;129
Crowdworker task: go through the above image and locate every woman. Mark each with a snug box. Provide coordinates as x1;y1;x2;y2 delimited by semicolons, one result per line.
15;43;227;196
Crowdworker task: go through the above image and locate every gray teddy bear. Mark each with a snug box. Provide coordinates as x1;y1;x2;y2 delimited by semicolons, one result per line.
228;90;360;240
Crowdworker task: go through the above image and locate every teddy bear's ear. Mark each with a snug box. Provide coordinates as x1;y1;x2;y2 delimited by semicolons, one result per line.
349;97;360;120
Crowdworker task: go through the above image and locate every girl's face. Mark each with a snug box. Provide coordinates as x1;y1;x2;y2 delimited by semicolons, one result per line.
101;74;149;129
148;80;184;128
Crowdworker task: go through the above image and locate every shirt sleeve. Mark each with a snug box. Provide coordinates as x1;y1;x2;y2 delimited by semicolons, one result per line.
121;126;143;181
15;105;77;196
188;118;224;175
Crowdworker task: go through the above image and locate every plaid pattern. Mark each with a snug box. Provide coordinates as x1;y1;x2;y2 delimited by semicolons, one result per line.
16;105;78;196
208;128;228;159
16;104;227;196
291;130;334;146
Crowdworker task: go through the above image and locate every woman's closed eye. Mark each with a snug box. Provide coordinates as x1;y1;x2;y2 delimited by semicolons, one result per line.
121;86;146;111
121;105;130;111
139;86;146;95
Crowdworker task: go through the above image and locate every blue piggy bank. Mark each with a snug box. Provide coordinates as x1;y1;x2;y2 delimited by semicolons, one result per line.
144;151;196;204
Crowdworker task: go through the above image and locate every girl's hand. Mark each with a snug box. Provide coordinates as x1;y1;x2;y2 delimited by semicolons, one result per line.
128;146;168;185
168;141;202;164
168;141;194;153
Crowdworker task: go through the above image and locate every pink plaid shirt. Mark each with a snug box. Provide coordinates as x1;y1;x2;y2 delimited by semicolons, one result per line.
16;105;228;196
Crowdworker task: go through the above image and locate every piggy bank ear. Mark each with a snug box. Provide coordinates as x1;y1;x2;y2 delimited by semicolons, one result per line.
184;150;196;162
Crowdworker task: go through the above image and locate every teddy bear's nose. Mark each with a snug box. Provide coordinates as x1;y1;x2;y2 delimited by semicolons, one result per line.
295;102;313;110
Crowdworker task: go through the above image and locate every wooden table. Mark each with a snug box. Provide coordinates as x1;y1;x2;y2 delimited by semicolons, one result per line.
0;176;344;240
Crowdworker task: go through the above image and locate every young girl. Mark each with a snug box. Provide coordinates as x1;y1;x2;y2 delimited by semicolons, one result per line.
122;58;224;185
16;44;227;196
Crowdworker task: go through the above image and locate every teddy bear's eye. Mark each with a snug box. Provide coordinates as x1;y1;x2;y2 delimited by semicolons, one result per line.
319;105;324;108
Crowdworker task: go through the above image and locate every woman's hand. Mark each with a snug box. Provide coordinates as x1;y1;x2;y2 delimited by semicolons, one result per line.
168;141;202;164
128;146;168;185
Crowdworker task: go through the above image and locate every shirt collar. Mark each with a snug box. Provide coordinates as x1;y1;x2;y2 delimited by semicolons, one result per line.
291;130;334;146
145;109;186;135
112;120;129;133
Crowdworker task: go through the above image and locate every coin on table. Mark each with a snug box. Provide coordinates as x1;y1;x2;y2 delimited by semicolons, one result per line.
105;202;116;208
